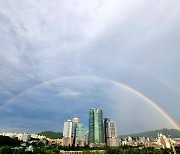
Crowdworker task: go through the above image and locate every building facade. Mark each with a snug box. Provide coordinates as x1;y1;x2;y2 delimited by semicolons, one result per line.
63;118;84;147
89;108;104;146
104;118;119;146
75;123;84;146
85;131;89;145
63;120;73;146
157;133;171;149
72;117;80;146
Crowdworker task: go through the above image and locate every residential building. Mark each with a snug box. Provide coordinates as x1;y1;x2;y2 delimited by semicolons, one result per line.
89;108;104;146
63;120;73;146
157;133;171;149
104;118;119;146
75;123;84;146
85;131;89;145
72;117;80;146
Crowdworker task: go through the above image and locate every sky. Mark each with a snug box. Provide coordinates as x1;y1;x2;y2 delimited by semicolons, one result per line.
0;0;180;135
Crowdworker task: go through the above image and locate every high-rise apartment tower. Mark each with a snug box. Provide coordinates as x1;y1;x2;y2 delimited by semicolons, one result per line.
72;117;80;146
89;108;104;146
104;118;119;146
75;123;84;146
63;120;73;146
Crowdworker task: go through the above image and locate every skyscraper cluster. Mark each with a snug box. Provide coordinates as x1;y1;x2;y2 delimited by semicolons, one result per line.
89;108;119;147
63;118;84;147
62;108;119;147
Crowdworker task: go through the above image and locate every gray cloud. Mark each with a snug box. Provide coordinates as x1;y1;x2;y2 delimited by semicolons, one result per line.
0;0;179;134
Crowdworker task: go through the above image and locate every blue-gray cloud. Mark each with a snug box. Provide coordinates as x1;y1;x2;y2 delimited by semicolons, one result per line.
0;0;180;134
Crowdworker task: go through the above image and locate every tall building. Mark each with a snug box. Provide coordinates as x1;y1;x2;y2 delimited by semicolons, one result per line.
104;118;110;145
89;108;104;146
75;123;84;146
72;117;80;146
63;120;73;146
104;118;119;146
63;117;84;147
85;131;89;145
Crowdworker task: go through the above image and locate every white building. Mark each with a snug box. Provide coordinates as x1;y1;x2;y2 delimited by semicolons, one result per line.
157;133;171;149
18;133;31;142
63;120;73;146
31;134;46;140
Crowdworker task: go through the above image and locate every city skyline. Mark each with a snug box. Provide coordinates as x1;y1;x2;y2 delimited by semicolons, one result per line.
0;0;180;134
0;76;179;135
62;108;119;147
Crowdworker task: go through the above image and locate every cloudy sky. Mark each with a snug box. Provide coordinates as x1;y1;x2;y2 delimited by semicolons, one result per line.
0;0;180;135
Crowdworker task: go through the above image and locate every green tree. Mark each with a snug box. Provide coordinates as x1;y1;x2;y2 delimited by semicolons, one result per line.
0;147;13;154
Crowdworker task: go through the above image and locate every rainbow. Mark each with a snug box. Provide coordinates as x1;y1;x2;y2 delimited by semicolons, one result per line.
114;60;180;96
0;75;179;129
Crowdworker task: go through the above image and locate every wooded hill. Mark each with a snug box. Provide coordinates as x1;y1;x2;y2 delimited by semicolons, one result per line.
119;128;180;139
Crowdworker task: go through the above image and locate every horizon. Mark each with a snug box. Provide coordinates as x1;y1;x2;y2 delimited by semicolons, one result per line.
0;1;180;135
1;127;179;137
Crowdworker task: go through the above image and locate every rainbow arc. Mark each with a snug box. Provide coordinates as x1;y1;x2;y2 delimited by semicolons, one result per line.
0;75;179;129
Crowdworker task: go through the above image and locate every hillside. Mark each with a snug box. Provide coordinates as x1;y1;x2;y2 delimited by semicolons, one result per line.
38;129;180;139
119;128;180;139
38;131;63;139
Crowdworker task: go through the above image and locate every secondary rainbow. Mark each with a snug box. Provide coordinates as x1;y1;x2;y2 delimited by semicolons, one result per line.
0;75;179;129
